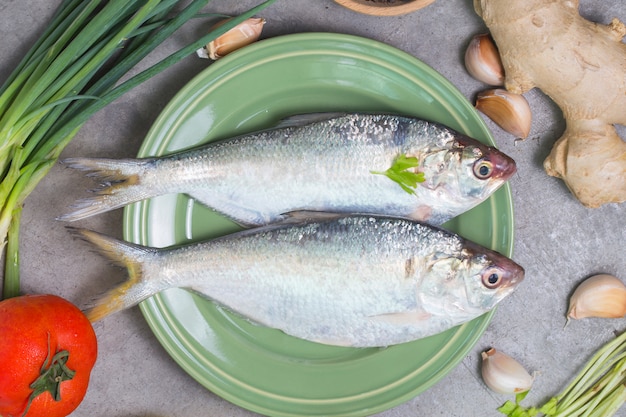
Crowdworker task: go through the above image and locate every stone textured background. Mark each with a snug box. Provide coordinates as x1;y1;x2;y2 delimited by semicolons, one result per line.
1;0;625;416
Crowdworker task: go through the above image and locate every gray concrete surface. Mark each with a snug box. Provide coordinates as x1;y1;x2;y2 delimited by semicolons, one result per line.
1;0;625;416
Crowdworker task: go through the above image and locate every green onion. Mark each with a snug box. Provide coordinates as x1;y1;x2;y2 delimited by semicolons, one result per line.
498;331;626;417
0;0;277;299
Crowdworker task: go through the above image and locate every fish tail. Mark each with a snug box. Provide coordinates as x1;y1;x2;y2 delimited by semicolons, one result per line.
68;227;160;322
58;157;156;222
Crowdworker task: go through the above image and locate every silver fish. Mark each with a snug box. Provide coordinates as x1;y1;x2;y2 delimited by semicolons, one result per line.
59;113;516;226
75;213;524;347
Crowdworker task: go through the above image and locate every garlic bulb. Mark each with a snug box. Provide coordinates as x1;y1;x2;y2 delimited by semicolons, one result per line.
465;33;505;86
196;17;266;60
475;88;532;138
481;348;533;395
568;274;626;319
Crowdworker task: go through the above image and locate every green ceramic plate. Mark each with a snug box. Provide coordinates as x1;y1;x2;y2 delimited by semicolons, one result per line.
124;33;514;417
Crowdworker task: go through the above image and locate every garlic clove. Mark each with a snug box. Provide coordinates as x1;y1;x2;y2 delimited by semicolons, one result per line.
475;88;532;138
465;33;505;86
481;348;534;395
197;17;266;60
568;274;626;320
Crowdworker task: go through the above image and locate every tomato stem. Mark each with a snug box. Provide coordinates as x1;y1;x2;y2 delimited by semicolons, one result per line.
32;350;76;400
20;335;75;417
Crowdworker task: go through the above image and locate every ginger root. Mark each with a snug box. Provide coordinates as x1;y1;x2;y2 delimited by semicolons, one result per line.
473;0;626;207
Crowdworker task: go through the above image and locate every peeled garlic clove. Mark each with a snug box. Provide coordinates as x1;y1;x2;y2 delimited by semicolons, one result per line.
568;274;626;319
481;348;533;395
476;88;532;138
465;33;505;86
197;17;265;60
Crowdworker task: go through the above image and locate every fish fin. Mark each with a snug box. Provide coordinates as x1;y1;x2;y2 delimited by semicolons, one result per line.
407;205;433;222
279;211;412;224
187;190;272;227
368;310;432;326
273;112;347;129
58;157;157;222
67;227;159;322
309;336;357;347
279;210;348;224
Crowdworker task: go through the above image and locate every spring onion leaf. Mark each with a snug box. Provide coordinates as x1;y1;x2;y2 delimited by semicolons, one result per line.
517;391;531;404
371;154;426;194
497;401;539;417
495;331;626;417
0;0;277;299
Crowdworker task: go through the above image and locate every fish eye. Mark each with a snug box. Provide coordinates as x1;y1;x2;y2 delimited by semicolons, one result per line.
482;268;503;289
473;159;494;180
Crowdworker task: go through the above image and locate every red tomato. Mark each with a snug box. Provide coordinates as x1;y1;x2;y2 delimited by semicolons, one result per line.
0;294;97;417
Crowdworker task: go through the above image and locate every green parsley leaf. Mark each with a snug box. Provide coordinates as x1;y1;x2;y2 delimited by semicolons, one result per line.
371;154;426;195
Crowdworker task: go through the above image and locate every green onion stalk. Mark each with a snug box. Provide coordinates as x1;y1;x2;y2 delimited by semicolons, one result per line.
0;0;277;299
498;330;626;417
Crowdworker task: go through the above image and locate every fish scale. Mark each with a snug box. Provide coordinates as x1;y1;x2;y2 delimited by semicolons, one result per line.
76;214;524;347
59;113;516;226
